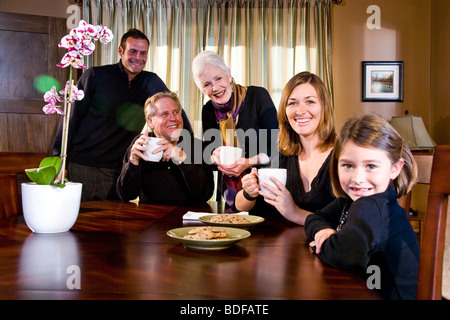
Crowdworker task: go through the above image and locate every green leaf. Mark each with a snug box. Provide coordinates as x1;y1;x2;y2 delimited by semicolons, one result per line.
25;166;57;185
40;156;61;170
25;156;62;185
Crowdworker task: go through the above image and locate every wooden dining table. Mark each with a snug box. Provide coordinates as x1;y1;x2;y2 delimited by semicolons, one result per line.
0;200;380;303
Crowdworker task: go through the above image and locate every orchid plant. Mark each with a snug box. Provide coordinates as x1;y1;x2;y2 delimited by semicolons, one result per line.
25;20;113;187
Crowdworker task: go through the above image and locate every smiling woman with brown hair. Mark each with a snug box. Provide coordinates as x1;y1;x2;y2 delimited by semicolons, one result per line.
235;72;336;225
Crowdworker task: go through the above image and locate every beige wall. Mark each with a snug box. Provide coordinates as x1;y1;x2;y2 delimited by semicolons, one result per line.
332;0;450;145
332;0;431;131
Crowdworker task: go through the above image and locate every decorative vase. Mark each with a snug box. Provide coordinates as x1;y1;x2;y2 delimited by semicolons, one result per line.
21;182;82;233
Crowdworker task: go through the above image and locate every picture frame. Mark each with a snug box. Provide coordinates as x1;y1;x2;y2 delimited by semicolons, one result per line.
362;61;404;102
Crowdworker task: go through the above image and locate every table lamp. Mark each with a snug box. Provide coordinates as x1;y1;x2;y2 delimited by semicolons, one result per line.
390;114;436;150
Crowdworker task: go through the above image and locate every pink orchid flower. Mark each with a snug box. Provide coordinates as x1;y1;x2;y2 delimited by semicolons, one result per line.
43;102;63;115
43;87;64;115
59;81;84;102
57;50;85;69
97;26;114;44
44;86;63;104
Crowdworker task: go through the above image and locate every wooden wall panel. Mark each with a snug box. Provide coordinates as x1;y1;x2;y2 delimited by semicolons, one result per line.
0;30;48;100
0;12;67;155
0;113;59;153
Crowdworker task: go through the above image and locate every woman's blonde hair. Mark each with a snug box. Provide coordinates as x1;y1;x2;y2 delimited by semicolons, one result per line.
330;114;418;198
278;72;336;155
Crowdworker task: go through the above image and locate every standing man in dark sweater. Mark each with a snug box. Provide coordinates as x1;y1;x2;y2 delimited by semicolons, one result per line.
53;29;192;201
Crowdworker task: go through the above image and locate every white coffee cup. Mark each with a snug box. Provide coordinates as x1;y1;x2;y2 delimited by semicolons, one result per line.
144;137;164;162
219;146;243;165
258;168;287;194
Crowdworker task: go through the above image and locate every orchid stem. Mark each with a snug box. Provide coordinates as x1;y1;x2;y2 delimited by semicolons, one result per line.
59;66;73;185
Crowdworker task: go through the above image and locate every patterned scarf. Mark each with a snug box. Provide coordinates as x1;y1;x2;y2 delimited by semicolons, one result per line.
212;80;247;206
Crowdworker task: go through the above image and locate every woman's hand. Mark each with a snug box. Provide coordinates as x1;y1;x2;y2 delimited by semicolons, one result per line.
309;228;336;254
217;160;250;177
241;167;260;199
256;175;313;226
211;147;260;177
260;177;297;218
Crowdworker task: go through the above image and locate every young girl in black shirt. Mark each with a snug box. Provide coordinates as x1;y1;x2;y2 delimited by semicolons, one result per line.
305;114;420;300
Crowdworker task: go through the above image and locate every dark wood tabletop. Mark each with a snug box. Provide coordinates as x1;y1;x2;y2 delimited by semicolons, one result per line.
0;200;380;301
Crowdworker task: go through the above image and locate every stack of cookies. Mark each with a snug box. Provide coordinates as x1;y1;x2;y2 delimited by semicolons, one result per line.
184;226;230;240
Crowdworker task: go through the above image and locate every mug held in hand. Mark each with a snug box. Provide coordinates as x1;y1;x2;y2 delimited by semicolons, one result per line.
258;168;287;194
144;137;164;162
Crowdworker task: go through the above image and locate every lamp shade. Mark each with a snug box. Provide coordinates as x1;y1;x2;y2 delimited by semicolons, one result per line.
390;115;436;150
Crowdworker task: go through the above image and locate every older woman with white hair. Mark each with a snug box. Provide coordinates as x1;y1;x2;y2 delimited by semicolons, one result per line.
192;51;278;209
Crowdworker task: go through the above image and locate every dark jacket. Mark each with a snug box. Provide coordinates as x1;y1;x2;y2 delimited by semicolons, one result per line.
116;134;214;205
305;186;420;300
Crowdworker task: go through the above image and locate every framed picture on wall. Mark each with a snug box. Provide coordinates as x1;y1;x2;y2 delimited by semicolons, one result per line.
362;61;404;102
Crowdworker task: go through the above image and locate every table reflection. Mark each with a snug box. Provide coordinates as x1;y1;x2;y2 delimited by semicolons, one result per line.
19;232;80;291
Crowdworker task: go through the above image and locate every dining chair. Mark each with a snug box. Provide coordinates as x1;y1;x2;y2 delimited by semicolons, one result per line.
416;145;450;300
398;151;434;245
398;152;433;213
0;152;46;219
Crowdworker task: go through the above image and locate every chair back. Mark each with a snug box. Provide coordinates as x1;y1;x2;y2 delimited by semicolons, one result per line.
398;152;433;215
0;152;46;219
417;145;450;300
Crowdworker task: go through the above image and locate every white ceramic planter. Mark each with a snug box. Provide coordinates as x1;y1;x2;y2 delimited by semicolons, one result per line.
21;182;82;233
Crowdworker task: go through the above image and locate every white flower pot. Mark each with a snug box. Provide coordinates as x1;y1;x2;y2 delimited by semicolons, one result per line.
21;182;82;233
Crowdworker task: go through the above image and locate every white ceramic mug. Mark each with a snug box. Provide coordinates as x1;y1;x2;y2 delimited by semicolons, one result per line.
219;146;243;165
258;168;287;194
144;137;164;162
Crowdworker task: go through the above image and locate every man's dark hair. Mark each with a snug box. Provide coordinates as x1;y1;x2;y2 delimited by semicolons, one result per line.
120;28;149;50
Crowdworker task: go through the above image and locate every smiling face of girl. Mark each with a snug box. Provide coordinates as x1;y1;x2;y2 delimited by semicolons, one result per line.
197;64;233;105
337;141;404;201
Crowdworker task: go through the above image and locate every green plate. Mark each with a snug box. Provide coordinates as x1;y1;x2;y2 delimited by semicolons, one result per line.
167;226;251;250
199;214;264;228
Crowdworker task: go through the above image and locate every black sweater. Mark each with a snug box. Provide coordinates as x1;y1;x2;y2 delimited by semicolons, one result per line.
116;134;214;205
305;186;420;300
201;86;279;161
